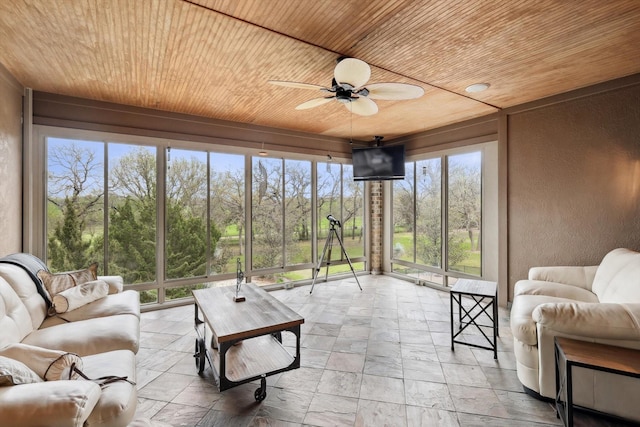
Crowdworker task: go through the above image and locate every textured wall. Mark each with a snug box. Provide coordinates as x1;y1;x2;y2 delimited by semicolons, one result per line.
508;83;640;299
0;64;23;256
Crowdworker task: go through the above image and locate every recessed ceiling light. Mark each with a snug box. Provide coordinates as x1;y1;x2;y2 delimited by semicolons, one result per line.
465;83;490;93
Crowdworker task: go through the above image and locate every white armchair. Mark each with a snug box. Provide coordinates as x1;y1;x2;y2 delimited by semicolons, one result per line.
510;248;640;422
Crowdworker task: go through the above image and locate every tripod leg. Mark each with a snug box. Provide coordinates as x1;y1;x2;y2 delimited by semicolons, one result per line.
324;232;333;283
310;228;333;294
333;231;363;291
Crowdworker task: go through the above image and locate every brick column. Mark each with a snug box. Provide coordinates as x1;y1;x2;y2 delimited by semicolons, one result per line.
369;181;383;274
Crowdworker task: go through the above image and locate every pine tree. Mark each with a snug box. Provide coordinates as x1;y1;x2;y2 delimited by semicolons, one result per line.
48;197;91;271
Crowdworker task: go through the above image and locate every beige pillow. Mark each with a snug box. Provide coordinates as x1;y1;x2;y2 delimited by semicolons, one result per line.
37;262;98;300
52;279;109;313
0;343;83;381
0;355;43;386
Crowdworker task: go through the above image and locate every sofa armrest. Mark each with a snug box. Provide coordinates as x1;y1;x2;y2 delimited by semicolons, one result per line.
97;275;123;294
528;265;598;290
533;302;640;340
0;380;101;427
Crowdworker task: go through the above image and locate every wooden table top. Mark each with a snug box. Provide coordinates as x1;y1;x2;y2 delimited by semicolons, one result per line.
555;337;640;376
192;283;304;344
450;278;497;297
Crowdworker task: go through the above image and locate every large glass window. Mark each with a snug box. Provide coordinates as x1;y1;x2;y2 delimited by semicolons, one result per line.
447;152;482;275
391;150;482;285
107;144;158;302
42;129;367;306
210;153;245;275
316;162;365;275
46;138;105;273
283;160;312;271
251;157;284;271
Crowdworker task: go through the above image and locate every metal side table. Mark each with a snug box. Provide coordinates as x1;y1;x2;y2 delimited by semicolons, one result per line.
450;278;498;359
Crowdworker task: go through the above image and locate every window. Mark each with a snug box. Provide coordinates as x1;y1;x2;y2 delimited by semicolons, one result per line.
447;152;482;276
107;144;158;301
40;128;365;307
317;162;366;275
391;149;484;285
210;152;245;275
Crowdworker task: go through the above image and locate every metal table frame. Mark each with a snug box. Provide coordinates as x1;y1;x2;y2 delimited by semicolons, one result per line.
554;337;640;427
449;278;498;359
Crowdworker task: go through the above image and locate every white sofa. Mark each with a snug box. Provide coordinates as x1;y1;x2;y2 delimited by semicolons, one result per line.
510;247;640;421
0;256;141;427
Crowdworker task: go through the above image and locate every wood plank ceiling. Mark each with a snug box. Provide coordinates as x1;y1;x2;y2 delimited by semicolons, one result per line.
0;0;638;141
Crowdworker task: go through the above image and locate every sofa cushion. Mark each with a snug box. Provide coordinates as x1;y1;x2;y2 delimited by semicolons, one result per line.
527;265;598;290
514;280;599;302
0;278;35;347
82;350;137;427
52;280;109;314
0;379;102;427
99;276;124;294
0;264;47;330
592;248;640;303
0;355;43;386
42;290;141;328
0;343;83;381
22;314;140;356
38;263;99;303
0;253;51;310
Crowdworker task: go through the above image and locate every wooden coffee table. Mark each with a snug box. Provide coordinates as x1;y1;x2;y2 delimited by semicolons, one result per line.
192;283;304;401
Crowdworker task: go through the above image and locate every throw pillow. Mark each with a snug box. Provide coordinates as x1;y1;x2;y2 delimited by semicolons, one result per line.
0;343;83;381
52;279;109;313
0;355;44;386
37;262;99;300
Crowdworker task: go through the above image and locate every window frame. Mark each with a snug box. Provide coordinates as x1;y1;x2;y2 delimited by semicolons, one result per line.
389;144;490;287
29;125;367;307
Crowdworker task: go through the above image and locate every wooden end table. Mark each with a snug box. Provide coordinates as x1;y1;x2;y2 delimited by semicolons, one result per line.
192;283;304;401
554;337;640;426
450;278;498;359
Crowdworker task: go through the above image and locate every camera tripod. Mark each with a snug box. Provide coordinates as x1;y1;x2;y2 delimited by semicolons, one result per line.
310;215;363;294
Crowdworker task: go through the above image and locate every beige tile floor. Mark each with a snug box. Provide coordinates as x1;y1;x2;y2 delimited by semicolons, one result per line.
133;275;627;426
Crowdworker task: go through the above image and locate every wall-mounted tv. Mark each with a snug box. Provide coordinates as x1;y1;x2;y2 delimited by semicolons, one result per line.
352;145;405;181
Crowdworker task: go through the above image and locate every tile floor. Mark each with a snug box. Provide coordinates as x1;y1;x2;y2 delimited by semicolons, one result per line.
133;275;629;426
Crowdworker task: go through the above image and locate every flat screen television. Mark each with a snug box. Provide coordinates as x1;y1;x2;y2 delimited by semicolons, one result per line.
352;145;405;181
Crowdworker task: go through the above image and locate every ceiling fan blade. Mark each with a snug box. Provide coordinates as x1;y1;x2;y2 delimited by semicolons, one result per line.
334;58;371;89
268;80;327;91
345;97;378;116
364;82;425;100
295;97;334;110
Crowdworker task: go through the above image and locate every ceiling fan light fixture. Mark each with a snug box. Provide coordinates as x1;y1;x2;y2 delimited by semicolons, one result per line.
272;58;424;116
465;83;490;93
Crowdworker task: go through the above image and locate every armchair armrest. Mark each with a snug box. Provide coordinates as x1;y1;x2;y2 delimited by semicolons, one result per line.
97;275;123;294
0;380;101;427
533;302;640;340
528;265;598;290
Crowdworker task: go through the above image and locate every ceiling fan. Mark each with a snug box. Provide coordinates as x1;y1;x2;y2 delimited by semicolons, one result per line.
268;58;424;116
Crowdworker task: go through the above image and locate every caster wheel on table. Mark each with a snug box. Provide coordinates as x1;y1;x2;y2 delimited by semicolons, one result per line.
254;388;267;402
194;338;205;374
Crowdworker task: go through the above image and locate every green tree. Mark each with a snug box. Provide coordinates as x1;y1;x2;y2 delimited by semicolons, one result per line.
107;197;156;283
47;141;104;272
211;168;245;262
48;197;91;272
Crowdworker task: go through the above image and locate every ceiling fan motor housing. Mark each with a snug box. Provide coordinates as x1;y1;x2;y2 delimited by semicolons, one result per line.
336;87;356;103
